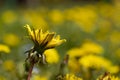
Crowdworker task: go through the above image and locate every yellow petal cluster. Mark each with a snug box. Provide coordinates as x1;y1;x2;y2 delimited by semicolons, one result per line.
24;24;66;50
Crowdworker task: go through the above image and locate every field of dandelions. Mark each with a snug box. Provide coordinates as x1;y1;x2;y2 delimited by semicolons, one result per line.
0;1;120;80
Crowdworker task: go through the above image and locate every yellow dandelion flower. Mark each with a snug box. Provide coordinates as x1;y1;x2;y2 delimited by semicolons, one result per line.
64;74;82;80
81;41;104;54
79;55;119;73
67;48;86;58
24;24;66;52
0;44;10;53
44;49;59;64
67;48;84;73
79;55;110;69
3;34;20;46
107;66;119;74
67;41;103;59
24;24;66;64
3;60;15;71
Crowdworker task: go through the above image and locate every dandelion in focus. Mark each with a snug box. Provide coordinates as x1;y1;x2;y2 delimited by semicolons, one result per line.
24;24;66;80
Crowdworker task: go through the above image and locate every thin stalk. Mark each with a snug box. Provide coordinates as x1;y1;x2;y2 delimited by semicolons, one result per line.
27;62;34;80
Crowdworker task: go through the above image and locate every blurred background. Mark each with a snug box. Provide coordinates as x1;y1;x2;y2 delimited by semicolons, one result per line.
0;0;120;80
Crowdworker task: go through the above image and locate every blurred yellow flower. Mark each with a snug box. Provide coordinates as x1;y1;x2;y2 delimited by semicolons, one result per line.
64;74;82;80
0;76;6;80
0;44;10;53
3;34;20;46
67;48;83;73
67;41;104;73
25;24;66;51
44;49;59;64
107;66;119;74
32;75;47;80
79;55;119;73
2;10;17;24
67;41;103;58
67;48;86;58
67;42;104;58
81;41;104;54
3;60;15;71
79;55;110;69
48;10;64;24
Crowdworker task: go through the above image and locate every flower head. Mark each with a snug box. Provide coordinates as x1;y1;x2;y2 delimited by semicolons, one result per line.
25;24;66;53
24;24;66;64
